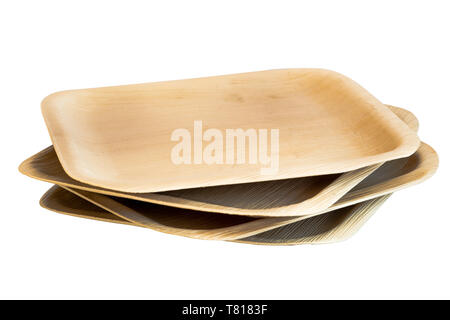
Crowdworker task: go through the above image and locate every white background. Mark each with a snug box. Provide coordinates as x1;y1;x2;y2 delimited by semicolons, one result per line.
1;1;449;299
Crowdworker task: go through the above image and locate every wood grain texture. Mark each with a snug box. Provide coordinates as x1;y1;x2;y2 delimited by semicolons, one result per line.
40;185;391;245
51;140;437;241
59;185;258;240
41;69;419;193
19;106;416;217
236;195;391;245
236;141;439;239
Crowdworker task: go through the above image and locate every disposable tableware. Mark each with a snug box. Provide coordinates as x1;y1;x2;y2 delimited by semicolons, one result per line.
41;69;419;193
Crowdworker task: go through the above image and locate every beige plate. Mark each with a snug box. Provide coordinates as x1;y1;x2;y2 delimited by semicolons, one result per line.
41;69;419;193
40;185;391;245
21;106;414;217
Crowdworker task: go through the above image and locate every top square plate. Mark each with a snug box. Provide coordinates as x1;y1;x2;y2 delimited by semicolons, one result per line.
41;69;419;192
